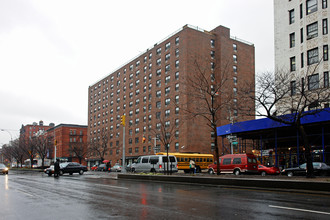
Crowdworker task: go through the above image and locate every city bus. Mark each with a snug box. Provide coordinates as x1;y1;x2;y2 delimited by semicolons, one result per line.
156;152;214;173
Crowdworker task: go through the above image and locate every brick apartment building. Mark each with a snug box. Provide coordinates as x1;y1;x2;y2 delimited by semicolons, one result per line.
47;124;88;164
20;122;88;165
20;120;54;143
88;24;255;165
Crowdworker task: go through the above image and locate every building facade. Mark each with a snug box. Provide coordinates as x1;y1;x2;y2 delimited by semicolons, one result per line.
88;25;255;165
274;0;329;109
47;124;88;164
20;120;53;143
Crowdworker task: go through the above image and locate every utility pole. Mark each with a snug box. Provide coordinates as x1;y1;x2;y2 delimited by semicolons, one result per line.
121;115;126;173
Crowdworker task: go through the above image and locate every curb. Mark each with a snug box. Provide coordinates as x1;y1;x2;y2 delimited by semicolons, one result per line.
118;174;330;194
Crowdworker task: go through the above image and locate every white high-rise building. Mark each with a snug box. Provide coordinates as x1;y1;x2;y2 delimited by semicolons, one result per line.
274;0;329;109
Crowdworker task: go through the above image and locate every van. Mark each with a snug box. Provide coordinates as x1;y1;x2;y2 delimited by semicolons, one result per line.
208;153;258;175
132;155;178;173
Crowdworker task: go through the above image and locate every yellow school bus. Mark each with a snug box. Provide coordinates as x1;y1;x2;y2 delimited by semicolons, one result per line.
156;152;214;173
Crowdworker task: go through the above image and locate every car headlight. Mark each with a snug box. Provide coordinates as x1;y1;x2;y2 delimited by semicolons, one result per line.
4;168;8;171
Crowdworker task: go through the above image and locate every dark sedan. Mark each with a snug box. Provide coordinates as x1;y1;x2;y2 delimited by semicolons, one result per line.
282;162;330;177
59;162;88;175
0;163;9;175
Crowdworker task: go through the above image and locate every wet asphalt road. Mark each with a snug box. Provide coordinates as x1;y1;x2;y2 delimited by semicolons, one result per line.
1;170;330;220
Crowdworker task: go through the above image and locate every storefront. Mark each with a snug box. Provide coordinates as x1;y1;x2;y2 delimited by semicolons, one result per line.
217;109;330;168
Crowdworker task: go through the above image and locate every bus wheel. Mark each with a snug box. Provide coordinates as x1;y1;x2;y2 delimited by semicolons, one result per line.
208;169;214;175
150;168;156;173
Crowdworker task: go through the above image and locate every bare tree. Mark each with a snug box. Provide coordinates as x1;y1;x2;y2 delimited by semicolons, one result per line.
69;141;88;164
150;115;182;175
35;134;53;168
6;139;25;167
89;129;110;163
183;57;237;175
20;137;37;168
241;64;330;178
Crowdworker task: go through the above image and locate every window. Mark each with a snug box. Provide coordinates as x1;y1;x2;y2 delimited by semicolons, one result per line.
175;118;179;126
300;28;304;43
156;112;161;119
175;143;179;151
165;42;171;50
323;0;328;9
289;33;295;48
233;54;237;62
233;76;237;85
165;98;170;105
301;52;304;68
175;37;179;45
324;72;329;87
223;158;231;165
175;83;179;91
289;9;295;24
323;19;328;35
290;81;296;96
307;22;318;39
324;45;329;61
175;48;179;57
233;88;237;96
165;75;170;83
165;87;170;95
156;90;161;98
165;64;170;73
156;101;161;108
300;3;303;19
153;69;160;77
156;79;161;87
165;53;170;61
211;39;215;47
233;66;237;73
157;47;161;55
307;48;319;65
290;56;296;71
157;58;161;66
308;74;319;90
211;51;215;59
306;0;318;15
233;43;237;52
175;60;179;68
165;109;170;117
175;72;179;79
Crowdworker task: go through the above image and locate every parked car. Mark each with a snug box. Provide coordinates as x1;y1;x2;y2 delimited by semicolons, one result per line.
131;155;178;173
97;164;108;171
44;165;55;176
258;165;280;176
125;163;134;172
282;162;330;177
208;153;258;175
110;163;122;172
0;163;9;175
91;165;98;171
59;162;88;175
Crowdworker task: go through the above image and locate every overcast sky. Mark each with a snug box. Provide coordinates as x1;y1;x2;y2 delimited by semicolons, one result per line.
0;0;274;145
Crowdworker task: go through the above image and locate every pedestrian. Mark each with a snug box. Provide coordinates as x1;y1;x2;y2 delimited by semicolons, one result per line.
54;159;60;178
106;162;111;172
189;159;196;175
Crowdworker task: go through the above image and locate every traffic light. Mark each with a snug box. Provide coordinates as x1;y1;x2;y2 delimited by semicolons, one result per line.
120;115;126;126
54;139;57;145
142;136;146;143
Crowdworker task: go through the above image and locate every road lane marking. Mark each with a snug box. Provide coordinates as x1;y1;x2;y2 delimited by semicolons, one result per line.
93;183;128;190
269;205;330;215
16;189;35;197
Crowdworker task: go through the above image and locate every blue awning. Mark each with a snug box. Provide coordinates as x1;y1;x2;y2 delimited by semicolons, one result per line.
217;108;330;136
